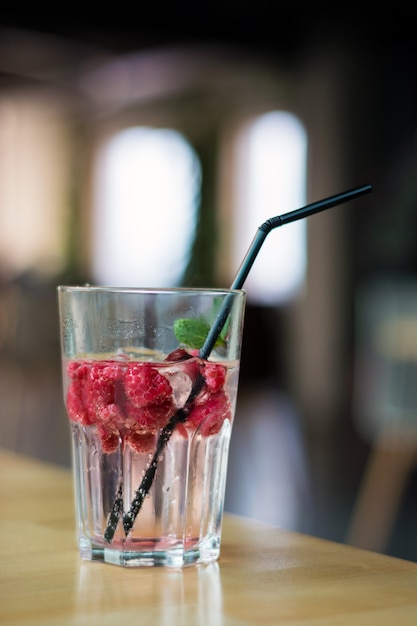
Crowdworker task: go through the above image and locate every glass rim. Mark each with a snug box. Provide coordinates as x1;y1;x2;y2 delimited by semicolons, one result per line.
57;285;245;297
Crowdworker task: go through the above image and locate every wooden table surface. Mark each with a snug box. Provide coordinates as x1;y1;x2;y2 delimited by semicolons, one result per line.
0;448;416;625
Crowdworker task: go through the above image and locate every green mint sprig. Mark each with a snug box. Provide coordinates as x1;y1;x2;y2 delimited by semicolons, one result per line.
173;317;226;350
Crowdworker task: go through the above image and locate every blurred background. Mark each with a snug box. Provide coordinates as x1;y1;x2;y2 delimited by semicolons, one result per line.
1;2;417;561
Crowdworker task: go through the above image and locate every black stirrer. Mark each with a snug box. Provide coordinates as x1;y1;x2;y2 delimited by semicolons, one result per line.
104;183;372;542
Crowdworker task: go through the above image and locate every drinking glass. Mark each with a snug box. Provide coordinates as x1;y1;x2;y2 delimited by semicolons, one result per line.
58;286;245;567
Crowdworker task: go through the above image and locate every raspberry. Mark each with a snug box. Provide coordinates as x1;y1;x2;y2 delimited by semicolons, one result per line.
126;430;156;454
97;423;120;453
125;399;175;432
67;360;90;380
66;359;125;426
124;363;172;407
88;362;124;410
186;390;231;436
96;402;125;429
203;362;226;393
165;348;192;362
66;378;93;425
102;362;125;381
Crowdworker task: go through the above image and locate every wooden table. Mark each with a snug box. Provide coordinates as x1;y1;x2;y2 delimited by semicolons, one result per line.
1;449;416;625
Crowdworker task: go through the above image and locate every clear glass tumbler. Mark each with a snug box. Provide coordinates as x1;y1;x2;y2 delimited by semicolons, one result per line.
58;286;246;567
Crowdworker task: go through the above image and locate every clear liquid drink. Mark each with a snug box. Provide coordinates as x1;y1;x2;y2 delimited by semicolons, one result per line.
58;287;245;567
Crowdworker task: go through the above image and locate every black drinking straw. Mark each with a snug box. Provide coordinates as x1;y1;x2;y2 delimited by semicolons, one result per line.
199;184;372;359
104;183;372;542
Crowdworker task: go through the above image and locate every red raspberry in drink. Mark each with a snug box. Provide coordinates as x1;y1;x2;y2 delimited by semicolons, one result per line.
88;362;124;411
186;390;231;436
66;378;93;425
125;399;175;432
126;430;156;454
202;362;226;393
124;363;172;407
165;348;192;362
97;402;125;429
97;423;120;454
67;360;90;380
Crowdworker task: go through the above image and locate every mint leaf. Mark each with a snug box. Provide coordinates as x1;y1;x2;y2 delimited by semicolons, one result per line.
173;318;226;350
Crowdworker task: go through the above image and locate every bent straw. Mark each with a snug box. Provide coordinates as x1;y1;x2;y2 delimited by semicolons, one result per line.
104;183;372;542
199;183;372;359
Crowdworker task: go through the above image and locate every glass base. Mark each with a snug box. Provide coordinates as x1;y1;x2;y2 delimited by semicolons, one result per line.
79;536;221;567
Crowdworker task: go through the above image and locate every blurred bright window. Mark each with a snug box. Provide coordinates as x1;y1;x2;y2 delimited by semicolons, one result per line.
93;113;307;295
0;96;70;278
233;111;307;304
92;127;201;287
